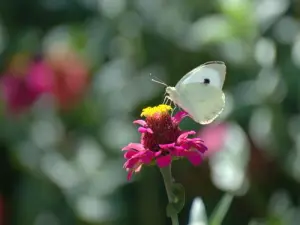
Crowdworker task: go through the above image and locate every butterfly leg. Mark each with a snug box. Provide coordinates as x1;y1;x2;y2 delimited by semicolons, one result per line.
163;96;177;116
163;95;171;106
167;98;172;106
171;105;177;116
165;96;175;109
163;95;168;105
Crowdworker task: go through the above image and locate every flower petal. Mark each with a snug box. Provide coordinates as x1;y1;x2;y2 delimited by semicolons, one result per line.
139;151;154;164
122;143;145;151
124;150;137;159
133;119;147;126
138;127;153;134
159;143;175;149
177;131;196;144
173;111;189;123
124;157;140;169
154;151;162;157
186;151;202;166
156;155;172;167
126;158;148;180
193;143;208;153
172;146;185;157
127;170;134;180
198;123;228;155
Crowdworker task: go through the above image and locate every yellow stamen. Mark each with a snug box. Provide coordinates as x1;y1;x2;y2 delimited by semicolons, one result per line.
141;104;172;117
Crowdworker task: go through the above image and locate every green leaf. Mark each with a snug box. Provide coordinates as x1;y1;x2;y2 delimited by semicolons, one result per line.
166;183;185;217
209;193;234;225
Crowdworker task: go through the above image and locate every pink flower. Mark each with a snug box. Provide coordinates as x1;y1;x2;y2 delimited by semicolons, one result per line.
197;123;228;158
122;105;208;180
0;57;53;114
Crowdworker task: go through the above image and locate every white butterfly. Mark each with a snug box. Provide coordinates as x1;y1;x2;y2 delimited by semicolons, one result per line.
165;61;226;125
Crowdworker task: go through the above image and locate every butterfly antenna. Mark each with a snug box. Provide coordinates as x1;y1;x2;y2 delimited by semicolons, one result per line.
150;73;168;87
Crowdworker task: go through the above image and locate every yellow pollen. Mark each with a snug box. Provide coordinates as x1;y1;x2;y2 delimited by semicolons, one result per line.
141;104;172;117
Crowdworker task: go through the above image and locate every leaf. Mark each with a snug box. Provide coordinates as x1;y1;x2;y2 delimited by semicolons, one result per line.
166;183;185;217
209;193;234;225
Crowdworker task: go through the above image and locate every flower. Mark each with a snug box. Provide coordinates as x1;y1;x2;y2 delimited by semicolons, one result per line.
0;55;53;114
122;104;208;180
45;45;89;110
197;123;228;158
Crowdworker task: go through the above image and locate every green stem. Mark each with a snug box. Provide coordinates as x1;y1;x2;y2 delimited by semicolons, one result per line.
160;165;179;225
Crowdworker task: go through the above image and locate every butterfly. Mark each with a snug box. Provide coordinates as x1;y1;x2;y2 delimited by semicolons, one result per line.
164;61;226;125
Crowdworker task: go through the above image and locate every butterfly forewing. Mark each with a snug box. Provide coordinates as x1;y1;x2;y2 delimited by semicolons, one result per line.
176;62;226;90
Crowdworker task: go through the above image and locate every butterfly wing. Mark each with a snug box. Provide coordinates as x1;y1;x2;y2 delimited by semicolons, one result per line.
177;83;225;124
176;61;226;90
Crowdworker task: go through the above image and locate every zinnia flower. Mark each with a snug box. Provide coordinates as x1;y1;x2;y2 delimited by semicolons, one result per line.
122;104;208;180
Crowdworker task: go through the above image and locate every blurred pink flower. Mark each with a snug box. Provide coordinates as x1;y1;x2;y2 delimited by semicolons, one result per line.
0;57;53;114
197;123;228;158
122;105;207;180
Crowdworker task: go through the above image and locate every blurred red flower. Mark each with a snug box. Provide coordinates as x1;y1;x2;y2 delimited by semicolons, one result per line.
46;48;89;110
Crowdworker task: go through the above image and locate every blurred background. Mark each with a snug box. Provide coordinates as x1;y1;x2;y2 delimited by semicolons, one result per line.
0;0;299;224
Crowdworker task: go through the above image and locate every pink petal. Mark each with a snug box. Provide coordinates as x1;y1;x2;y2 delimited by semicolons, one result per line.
127;171;133;180
154;151;162;157
133;120;147;126
187;138;203;143
186;151;202;166
172;146;185;157
159;143;175;149
194;143;208;153
177;131;196;143
124;150;137;159
156;155;172;167
197;123;228;157
122;143;145;151
139;151;154;164
173;111;189;123
124;158;139;169
126;163;143;180
138;127;153;134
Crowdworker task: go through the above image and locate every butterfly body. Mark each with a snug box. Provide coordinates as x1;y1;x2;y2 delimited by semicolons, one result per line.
165;61;226;125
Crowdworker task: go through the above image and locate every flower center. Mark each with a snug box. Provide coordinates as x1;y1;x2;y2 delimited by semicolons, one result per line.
141;104;172;117
140;104;181;152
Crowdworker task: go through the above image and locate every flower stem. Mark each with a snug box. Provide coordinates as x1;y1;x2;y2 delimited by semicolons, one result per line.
160;166;180;225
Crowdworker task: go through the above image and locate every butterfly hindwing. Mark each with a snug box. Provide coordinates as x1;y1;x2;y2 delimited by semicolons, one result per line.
178;83;225;124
